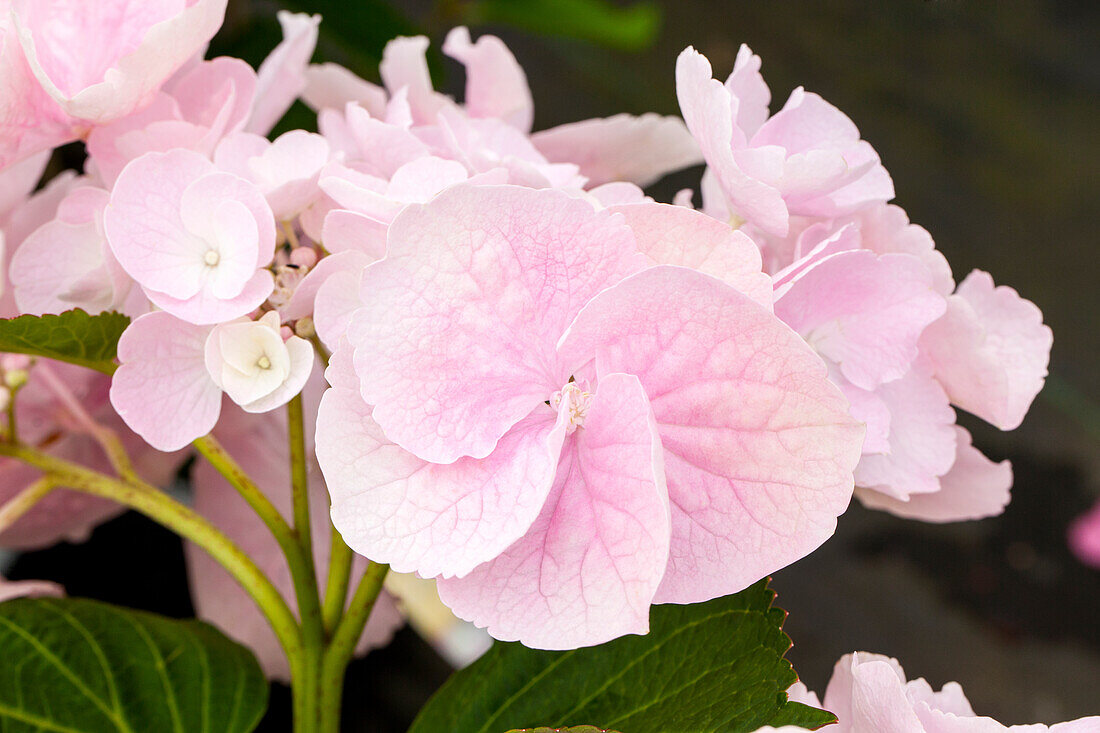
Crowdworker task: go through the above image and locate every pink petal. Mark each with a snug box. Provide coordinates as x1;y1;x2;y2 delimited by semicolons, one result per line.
0;150;48;221
608;201;772;309
852;363;957;501
858;426;1012;522
13;0;228;124
920;270;1052;430
247;11;320;135
531;112;703;188
349;184;646;463
166;56;256;135
312;266;366;349
302;63;387;117
317;350;565;579
105;149;217;299
437;373;670;649
0;575;62;602
442;27;533;133
186;402;402;681
775;250;947;390
110;311;221;451
725;44;771;139
144;268;274;325
319;209;388;258
557;266;863;604
676;48;789;236
379;35;450;125
851;203;954;296
282;250;372;322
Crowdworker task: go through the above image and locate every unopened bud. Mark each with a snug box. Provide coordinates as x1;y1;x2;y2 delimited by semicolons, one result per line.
294;317;316;339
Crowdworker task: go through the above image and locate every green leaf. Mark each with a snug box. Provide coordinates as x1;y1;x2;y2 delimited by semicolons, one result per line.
0;597;268;732
0;309;129;374
410;580;835;733
462;0;662;52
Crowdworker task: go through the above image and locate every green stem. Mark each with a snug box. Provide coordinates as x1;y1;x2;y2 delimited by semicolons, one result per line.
318;562;389;733
287;395;324;731
0;441;302;666
321;526;353;635
195;430;324;731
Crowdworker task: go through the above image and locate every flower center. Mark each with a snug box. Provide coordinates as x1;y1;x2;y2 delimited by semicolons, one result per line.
203;249;221;266
551;380;592;434
256;355;272;370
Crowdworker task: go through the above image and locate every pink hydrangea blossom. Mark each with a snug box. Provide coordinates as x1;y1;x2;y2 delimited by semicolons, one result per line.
104;149;276;324
780;652;1100;732
110;310;313;451
0;0;229;169
316;184;862;648
247;11;320;136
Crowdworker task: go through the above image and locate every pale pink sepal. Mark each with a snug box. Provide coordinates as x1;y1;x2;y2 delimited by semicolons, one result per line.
437;373;670;649
532;113;703;188
558;266;863;604
920;270;1052;430
110;311;221;451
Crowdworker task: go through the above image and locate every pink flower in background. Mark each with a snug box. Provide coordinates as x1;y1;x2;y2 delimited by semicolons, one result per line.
1069;501;1100;569
780;652;1100;732
104;149;276;324
0;0;229;169
316;184;862;648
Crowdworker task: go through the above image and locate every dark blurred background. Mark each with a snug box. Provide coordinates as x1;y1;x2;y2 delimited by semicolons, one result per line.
10;0;1099;729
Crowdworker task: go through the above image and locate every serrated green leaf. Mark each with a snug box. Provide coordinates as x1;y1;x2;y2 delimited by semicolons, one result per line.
410;580;833;733
0;597;268;732
462;0;662;52
0;310;129;374
505;727;620;733
760;700;837;729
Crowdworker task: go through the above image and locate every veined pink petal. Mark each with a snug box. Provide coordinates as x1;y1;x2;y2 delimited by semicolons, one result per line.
437;373;670;649
775;250;947;390
313;266;367;349
247;11;320;135
349;184;646;464
608;201;772;309
110;311;221;451
558;265;863;604
442;27;533;133
318;347;566;579
282;250;371;322
858;426;1011;522
920;270;1052;431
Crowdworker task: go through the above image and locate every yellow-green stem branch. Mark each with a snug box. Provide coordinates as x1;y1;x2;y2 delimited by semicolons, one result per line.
321;526;353;635
0;441;301;665
318;562;389;733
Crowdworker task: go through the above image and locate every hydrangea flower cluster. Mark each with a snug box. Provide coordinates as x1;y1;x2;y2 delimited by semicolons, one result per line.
0;0;1055;681
757;652;1099;732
